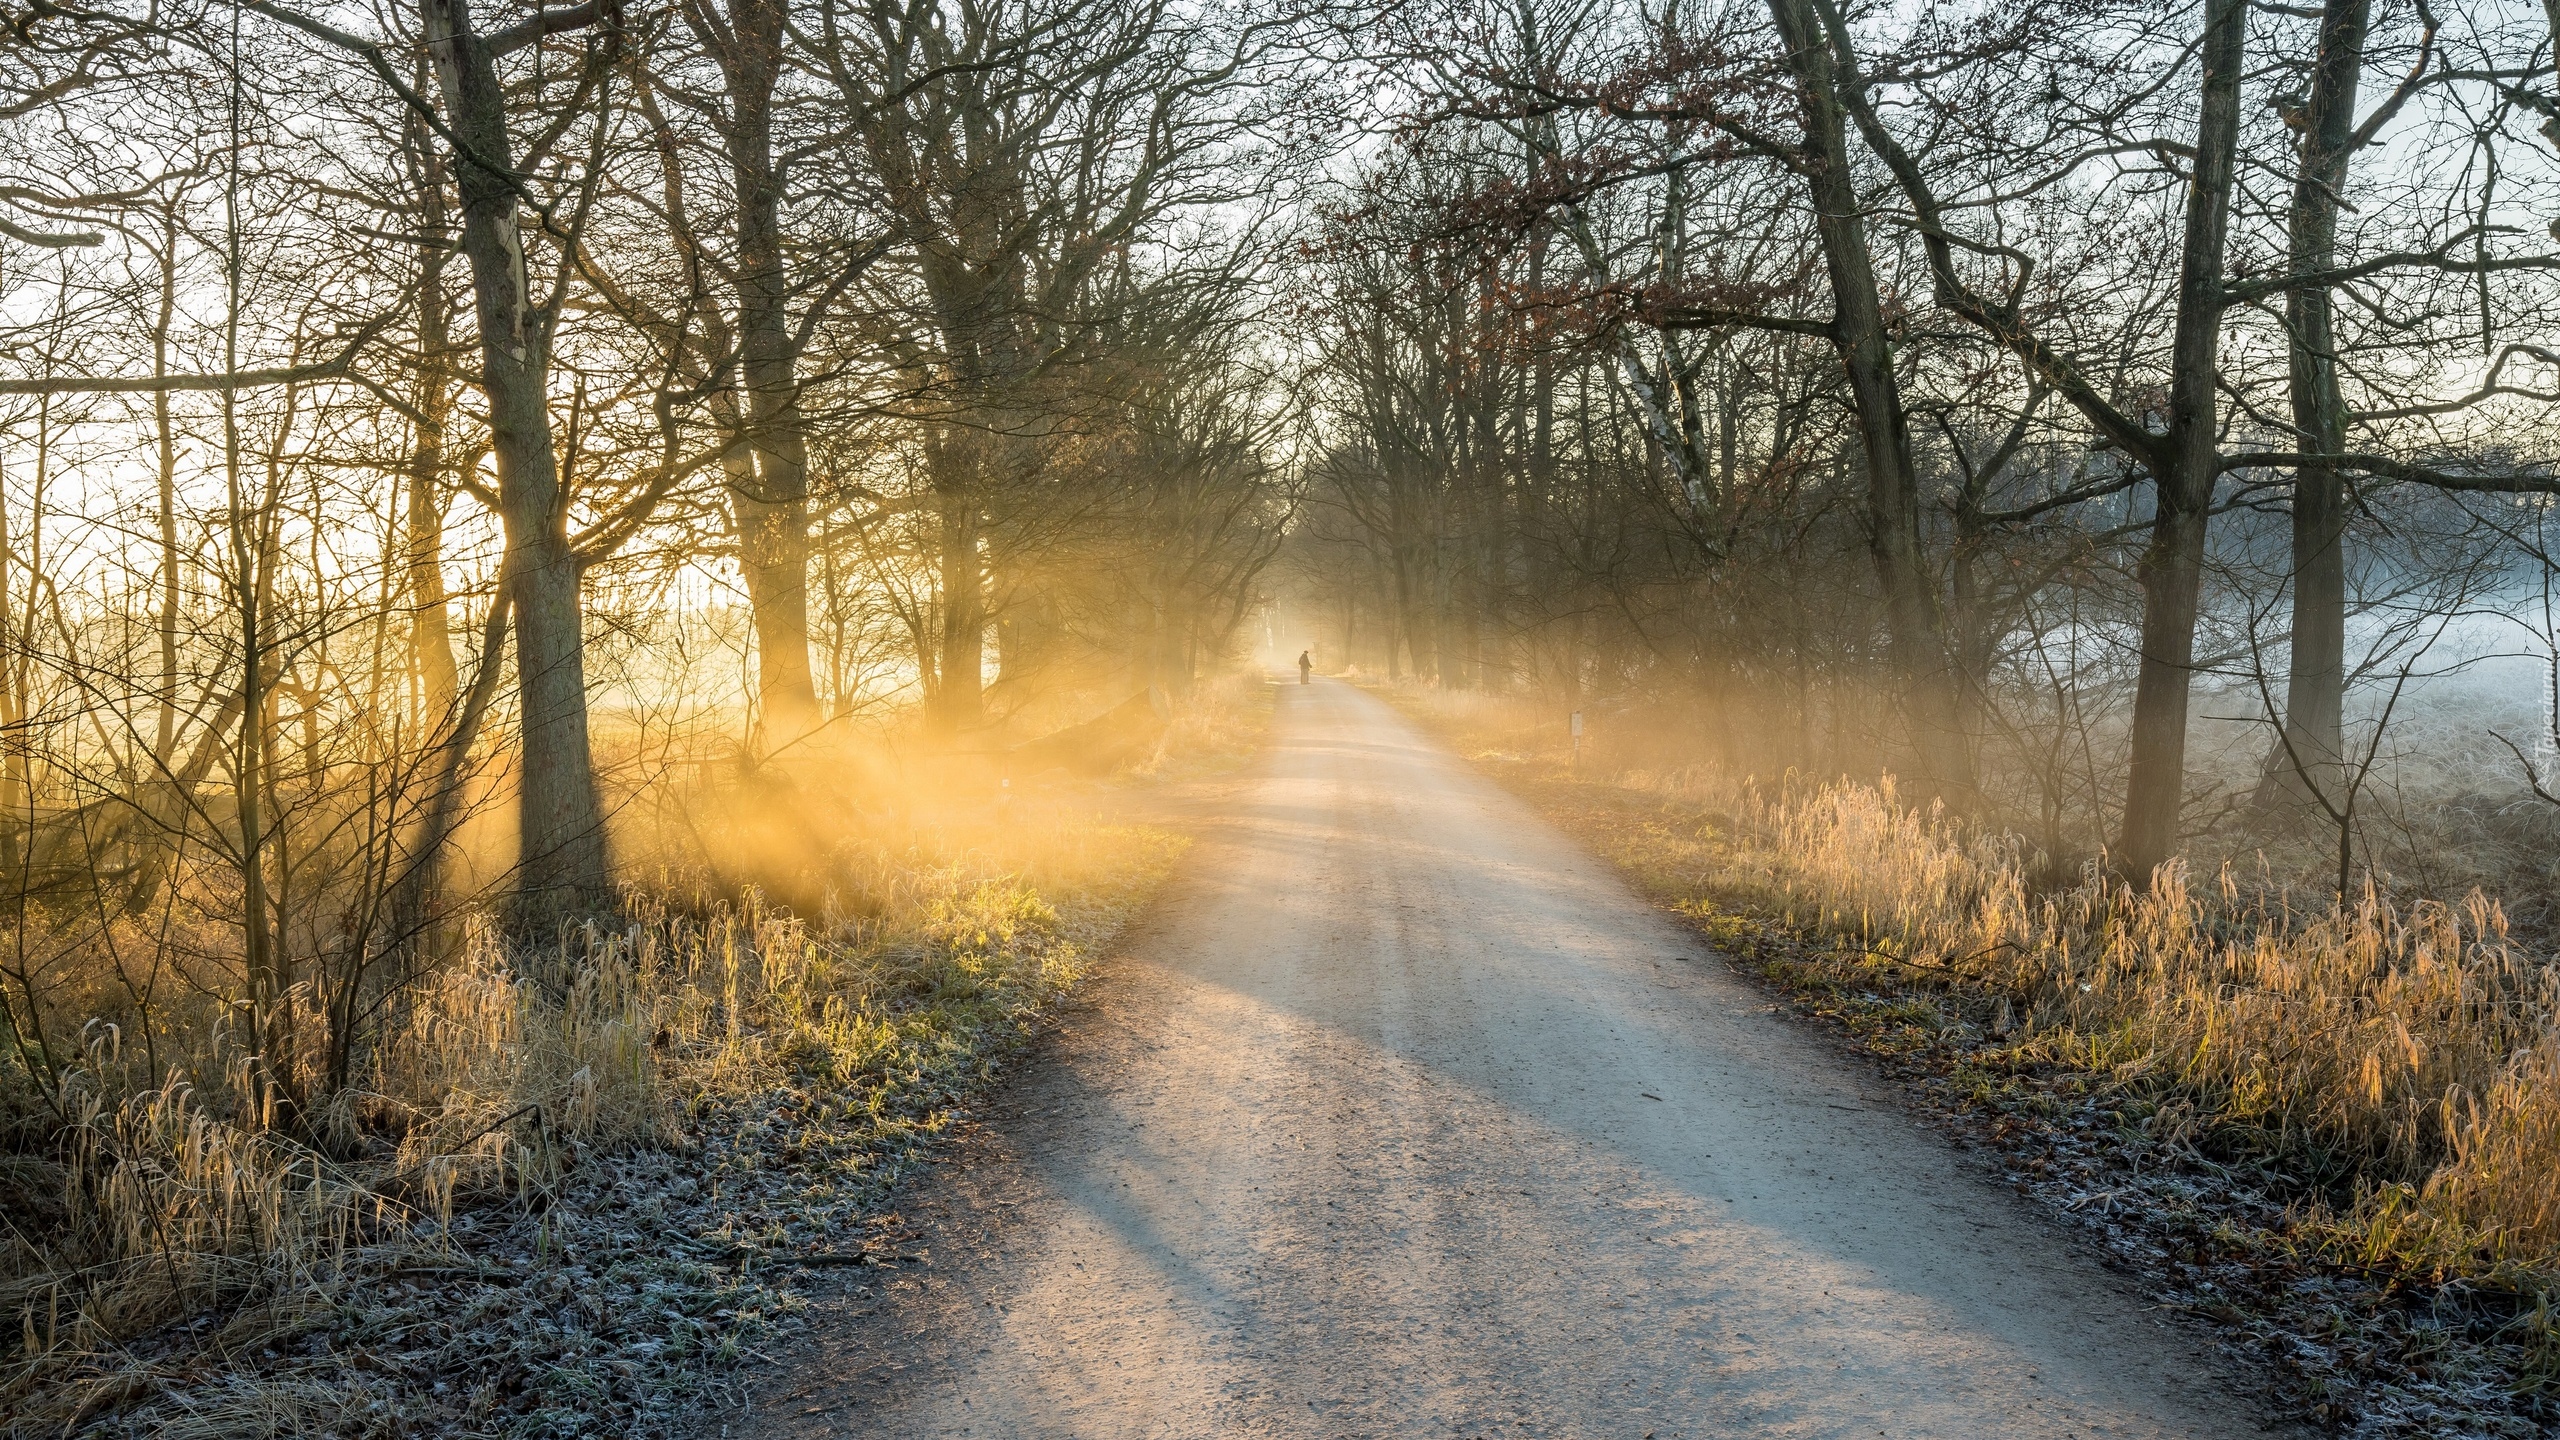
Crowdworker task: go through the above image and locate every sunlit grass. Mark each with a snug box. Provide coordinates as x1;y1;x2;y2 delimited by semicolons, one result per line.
0;677;1265;1434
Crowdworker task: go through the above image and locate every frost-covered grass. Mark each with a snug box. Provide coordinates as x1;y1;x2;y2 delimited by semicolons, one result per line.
0;674;1282;1437
2;821;1182;1437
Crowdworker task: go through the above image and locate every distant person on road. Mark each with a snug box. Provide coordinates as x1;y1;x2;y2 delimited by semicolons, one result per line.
1297;650;1312;685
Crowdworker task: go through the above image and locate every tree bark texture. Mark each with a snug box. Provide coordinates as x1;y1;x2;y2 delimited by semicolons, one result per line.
2115;0;2248;883
708;0;821;743
1768;0;1976;807
2258;0;2367;811
422;0;608;918
404;111;459;717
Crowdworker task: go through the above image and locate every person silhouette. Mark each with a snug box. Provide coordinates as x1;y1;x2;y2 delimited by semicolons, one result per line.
1296;649;1312;685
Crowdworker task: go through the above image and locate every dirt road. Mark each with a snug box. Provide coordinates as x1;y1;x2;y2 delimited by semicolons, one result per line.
738;680;2268;1439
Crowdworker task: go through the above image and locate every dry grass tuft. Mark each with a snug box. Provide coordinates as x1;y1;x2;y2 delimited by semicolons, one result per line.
1716;777;2559;1202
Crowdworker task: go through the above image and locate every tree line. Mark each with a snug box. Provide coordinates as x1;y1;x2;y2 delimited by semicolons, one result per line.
0;0;1308;1118
9;0;2560;1133
1287;0;2560;894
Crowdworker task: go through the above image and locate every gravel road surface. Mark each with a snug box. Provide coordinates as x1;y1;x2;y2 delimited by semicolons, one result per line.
731;678;2270;1439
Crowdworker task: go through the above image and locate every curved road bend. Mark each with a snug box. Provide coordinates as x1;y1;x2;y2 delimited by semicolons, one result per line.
739;677;2271;1440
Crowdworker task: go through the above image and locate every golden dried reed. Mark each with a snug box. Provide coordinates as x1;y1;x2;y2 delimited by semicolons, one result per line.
1714;775;2556;1196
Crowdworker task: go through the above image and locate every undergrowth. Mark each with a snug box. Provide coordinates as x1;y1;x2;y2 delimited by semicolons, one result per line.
0;673;1274;1436
2;823;1181;1436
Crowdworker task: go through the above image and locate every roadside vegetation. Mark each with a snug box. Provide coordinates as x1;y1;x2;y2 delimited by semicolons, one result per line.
1399;686;2560;1436
0;677;1267;1437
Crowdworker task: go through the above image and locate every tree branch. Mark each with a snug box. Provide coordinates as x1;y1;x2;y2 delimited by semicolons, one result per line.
0;313;390;394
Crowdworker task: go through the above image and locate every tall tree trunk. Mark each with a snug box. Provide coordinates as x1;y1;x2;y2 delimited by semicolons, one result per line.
1951;474;1995;769
735;488;815;735
422;0;608;917
1392;544;1432;682
404;116;458;716
404;449;457;714
387;575;514;963
2116;0;2248;883
1526;224;1558;695
242;527;290;1109
1768;0;1974;807
0;425;30;877
223;374;288;1114
718;0;821;745
152;204;182;766
930;431;984;731
1475;285;1506;692
2258;0;2368;810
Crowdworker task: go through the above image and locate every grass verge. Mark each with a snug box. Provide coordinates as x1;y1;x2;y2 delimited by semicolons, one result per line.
3;677;1270;1438
1393;686;2560;1438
